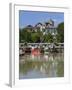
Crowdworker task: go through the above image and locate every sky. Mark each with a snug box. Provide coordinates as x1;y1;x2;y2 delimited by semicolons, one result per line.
19;10;64;29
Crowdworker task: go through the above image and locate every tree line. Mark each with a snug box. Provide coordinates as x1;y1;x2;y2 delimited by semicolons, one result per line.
19;22;64;43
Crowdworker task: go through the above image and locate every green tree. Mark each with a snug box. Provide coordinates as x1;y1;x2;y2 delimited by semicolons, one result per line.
44;33;53;43
56;22;64;43
19;28;32;43
31;32;40;43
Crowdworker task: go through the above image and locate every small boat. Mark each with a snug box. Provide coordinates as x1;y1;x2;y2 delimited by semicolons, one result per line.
31;48;40;56
19;48;25;56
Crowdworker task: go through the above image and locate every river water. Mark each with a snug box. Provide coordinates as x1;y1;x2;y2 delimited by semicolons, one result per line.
19;53;64;79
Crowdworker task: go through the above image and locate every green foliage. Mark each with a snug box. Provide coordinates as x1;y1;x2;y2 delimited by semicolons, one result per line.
19;28;43;43
57;22;64;43
31;32;40;43
19;22;64;43
44;33;53;43
19;28;32;43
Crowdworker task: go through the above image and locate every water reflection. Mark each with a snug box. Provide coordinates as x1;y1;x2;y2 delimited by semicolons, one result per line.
19;53;64;79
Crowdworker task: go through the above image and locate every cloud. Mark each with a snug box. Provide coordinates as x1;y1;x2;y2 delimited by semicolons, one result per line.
52;19;57;22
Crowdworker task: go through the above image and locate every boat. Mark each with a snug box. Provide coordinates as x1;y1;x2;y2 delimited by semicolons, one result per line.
31;48;40;56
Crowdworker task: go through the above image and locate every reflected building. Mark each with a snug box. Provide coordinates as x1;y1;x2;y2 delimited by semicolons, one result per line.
19;53;64;79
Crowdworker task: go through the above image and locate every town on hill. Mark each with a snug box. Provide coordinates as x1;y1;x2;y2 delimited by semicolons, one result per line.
19;19;64;44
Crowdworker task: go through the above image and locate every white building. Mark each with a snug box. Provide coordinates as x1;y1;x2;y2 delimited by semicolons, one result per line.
34;19;57;35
